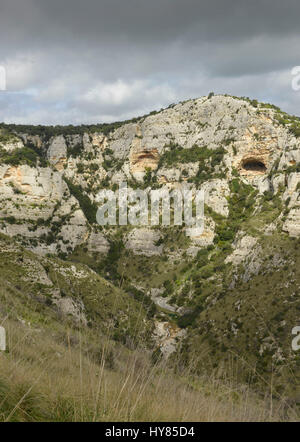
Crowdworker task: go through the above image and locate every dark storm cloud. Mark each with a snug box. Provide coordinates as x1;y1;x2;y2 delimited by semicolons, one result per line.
15;0;300;44
0;0;299;124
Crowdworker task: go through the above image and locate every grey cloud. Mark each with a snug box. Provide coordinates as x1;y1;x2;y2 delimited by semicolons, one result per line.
0;0;299;124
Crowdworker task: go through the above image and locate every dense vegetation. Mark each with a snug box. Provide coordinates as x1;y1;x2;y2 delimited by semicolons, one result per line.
0;108;164;141
159;143;225;168
0;146;47;167
63;178;98;224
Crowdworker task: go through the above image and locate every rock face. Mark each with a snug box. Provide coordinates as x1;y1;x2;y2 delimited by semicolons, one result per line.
130;147;159;179
1;94;300;259
47;135;67;170
52;292;87;325
0;137;24;152
125;228;163;256
153;321;186;357
87;232;110;254
225;234;258;266
281;173;300;236
129;126;160;180
187;217;215;250
282;208;300;236
0;163;88;255
202;179;230;217
0;164;66;201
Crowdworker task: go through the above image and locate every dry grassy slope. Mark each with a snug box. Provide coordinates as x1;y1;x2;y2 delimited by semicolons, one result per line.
1;237;298;421
0;233;153;345
2;317;297;422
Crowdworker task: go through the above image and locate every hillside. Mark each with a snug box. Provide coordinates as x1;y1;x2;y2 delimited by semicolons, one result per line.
0;94;299;420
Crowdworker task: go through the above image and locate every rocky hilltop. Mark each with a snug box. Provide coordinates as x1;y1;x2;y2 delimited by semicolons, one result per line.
0;94;299;402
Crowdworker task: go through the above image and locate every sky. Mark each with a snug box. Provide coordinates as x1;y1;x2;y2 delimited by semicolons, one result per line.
0;0;300;125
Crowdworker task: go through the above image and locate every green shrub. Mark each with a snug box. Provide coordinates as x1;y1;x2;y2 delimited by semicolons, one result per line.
200;264;214;279
125;285;157;318
67;143;83;158
177;306;202;328
0;146;47;167
159;144;225;168
196;249;209;267
64;178;97;224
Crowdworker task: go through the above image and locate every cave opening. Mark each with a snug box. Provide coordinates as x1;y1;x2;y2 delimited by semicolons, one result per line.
137;152;157;161
132;149;159;166
242;158;267;173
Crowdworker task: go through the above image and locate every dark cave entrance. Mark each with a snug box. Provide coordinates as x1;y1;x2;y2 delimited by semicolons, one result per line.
242;158;267;173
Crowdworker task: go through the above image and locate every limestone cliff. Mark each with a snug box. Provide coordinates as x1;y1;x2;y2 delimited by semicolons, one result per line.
0;94;299;399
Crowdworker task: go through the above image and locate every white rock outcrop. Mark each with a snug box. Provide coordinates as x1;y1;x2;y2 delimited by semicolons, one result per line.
125;228;163;256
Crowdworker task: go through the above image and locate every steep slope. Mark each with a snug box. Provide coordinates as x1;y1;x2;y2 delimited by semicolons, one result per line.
0;233;153;344
0;94;299;406
1;235;296;422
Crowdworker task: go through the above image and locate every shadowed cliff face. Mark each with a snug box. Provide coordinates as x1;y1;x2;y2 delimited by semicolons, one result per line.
0;94;300;399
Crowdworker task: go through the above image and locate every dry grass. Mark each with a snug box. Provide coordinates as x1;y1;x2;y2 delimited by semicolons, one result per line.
0;319;298;422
